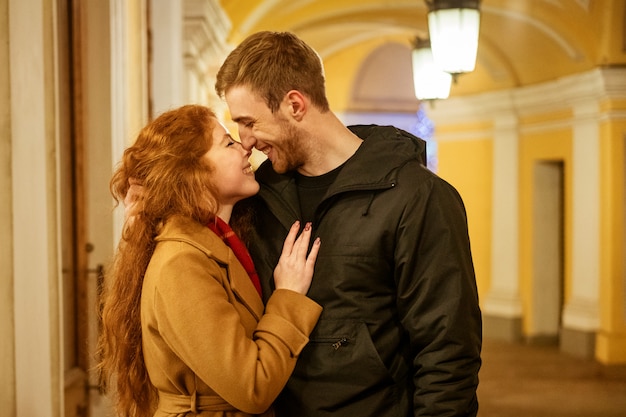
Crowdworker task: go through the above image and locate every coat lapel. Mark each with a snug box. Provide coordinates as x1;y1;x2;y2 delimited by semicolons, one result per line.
158;215;265;321
224;249;265;320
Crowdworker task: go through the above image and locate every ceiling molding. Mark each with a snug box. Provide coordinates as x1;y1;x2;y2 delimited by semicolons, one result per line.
427;67;626;128
482;5;584;60
219;0;624;100
297;24;412;58
237;0;281;34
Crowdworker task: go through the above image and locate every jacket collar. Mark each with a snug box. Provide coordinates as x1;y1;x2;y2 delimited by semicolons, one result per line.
255;124;426;198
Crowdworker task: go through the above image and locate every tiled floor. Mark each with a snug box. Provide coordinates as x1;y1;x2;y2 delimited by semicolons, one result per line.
478;338;626;417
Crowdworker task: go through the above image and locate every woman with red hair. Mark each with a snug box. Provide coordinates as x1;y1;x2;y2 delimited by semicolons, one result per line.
97;104;322;417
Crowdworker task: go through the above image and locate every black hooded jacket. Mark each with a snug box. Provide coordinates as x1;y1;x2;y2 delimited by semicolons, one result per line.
234;125;482;417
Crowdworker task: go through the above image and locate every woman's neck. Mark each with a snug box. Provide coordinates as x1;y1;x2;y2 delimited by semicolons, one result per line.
216;205;233;224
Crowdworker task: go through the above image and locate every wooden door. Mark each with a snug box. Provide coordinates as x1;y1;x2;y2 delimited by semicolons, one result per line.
60;0;91;415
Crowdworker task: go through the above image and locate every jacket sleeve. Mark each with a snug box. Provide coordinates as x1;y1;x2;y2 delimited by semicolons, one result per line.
149;243;322;414
395;173;482;417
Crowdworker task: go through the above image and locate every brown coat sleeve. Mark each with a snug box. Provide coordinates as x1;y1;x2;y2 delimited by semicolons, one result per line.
142;237;322;415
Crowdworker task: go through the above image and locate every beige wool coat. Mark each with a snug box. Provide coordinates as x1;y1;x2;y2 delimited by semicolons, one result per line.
141;215;322;417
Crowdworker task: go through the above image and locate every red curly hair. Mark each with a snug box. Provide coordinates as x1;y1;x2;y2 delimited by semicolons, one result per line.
96;104;222;417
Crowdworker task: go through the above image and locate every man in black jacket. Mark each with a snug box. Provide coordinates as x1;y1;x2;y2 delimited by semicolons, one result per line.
216;31;482;417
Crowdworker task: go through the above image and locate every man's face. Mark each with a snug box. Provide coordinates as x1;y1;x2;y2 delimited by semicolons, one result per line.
225;85;308;174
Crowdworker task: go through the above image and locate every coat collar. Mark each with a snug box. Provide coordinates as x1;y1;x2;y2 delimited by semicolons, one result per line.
155;215;265;319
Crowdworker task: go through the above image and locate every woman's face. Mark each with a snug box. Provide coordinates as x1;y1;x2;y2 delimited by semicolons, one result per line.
203;120;259;207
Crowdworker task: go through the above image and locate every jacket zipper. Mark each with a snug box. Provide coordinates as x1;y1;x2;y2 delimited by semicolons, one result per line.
332;337;349;350
311;337;350;350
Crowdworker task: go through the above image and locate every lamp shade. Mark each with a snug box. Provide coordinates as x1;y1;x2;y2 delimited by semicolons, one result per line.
427;0;480;74
411;38;452;100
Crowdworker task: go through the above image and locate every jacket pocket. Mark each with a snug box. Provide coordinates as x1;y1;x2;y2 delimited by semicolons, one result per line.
279;319;405;416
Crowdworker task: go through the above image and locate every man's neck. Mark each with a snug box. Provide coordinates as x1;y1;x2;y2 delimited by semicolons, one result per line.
296;113;362;177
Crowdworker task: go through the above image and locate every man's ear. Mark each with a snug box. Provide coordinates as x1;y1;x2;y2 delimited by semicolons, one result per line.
284;90;307;121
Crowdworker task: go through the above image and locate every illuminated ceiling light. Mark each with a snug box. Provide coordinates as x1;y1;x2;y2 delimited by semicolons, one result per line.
411;38;452;101
426;0;481;74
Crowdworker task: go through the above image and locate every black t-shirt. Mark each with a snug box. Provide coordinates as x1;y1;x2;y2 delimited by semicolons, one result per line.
295;164;344;223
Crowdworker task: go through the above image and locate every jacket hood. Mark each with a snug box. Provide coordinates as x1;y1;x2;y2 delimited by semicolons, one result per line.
255;124;427;190
337;124;426;189
246;124;427;227
347;124;426;165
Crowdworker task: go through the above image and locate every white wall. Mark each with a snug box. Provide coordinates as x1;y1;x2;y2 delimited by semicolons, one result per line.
9;0;63;415
0;0;16;410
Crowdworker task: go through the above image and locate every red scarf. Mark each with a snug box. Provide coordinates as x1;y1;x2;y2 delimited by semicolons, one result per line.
207;217;263;298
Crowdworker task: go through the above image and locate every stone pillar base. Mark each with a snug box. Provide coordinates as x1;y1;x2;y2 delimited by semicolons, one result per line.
560;327;595;359
483;314;523;343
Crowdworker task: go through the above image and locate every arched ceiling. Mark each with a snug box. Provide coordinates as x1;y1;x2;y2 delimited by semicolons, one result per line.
219;0;626;109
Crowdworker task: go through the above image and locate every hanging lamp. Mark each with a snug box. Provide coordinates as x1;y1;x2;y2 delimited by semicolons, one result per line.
426;0;481;74
411;37;452;101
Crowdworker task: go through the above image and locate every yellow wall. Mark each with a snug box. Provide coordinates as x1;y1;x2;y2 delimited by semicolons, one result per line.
597;98;626;363
518;120;573;335
437;134;493;302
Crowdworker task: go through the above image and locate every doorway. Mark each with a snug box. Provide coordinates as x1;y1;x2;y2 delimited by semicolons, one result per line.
531;160;565;344
60;0;91;415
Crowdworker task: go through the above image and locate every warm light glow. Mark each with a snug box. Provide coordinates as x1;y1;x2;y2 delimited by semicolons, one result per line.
428;7;480;74
411;42;452;100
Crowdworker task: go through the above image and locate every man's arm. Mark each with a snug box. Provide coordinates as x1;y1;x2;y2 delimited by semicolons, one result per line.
395;175;482;417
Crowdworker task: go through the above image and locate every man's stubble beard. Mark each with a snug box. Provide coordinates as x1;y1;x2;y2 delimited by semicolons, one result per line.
271;122;308;175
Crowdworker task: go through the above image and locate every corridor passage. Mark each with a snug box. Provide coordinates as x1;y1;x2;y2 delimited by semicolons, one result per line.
478;338;626;417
